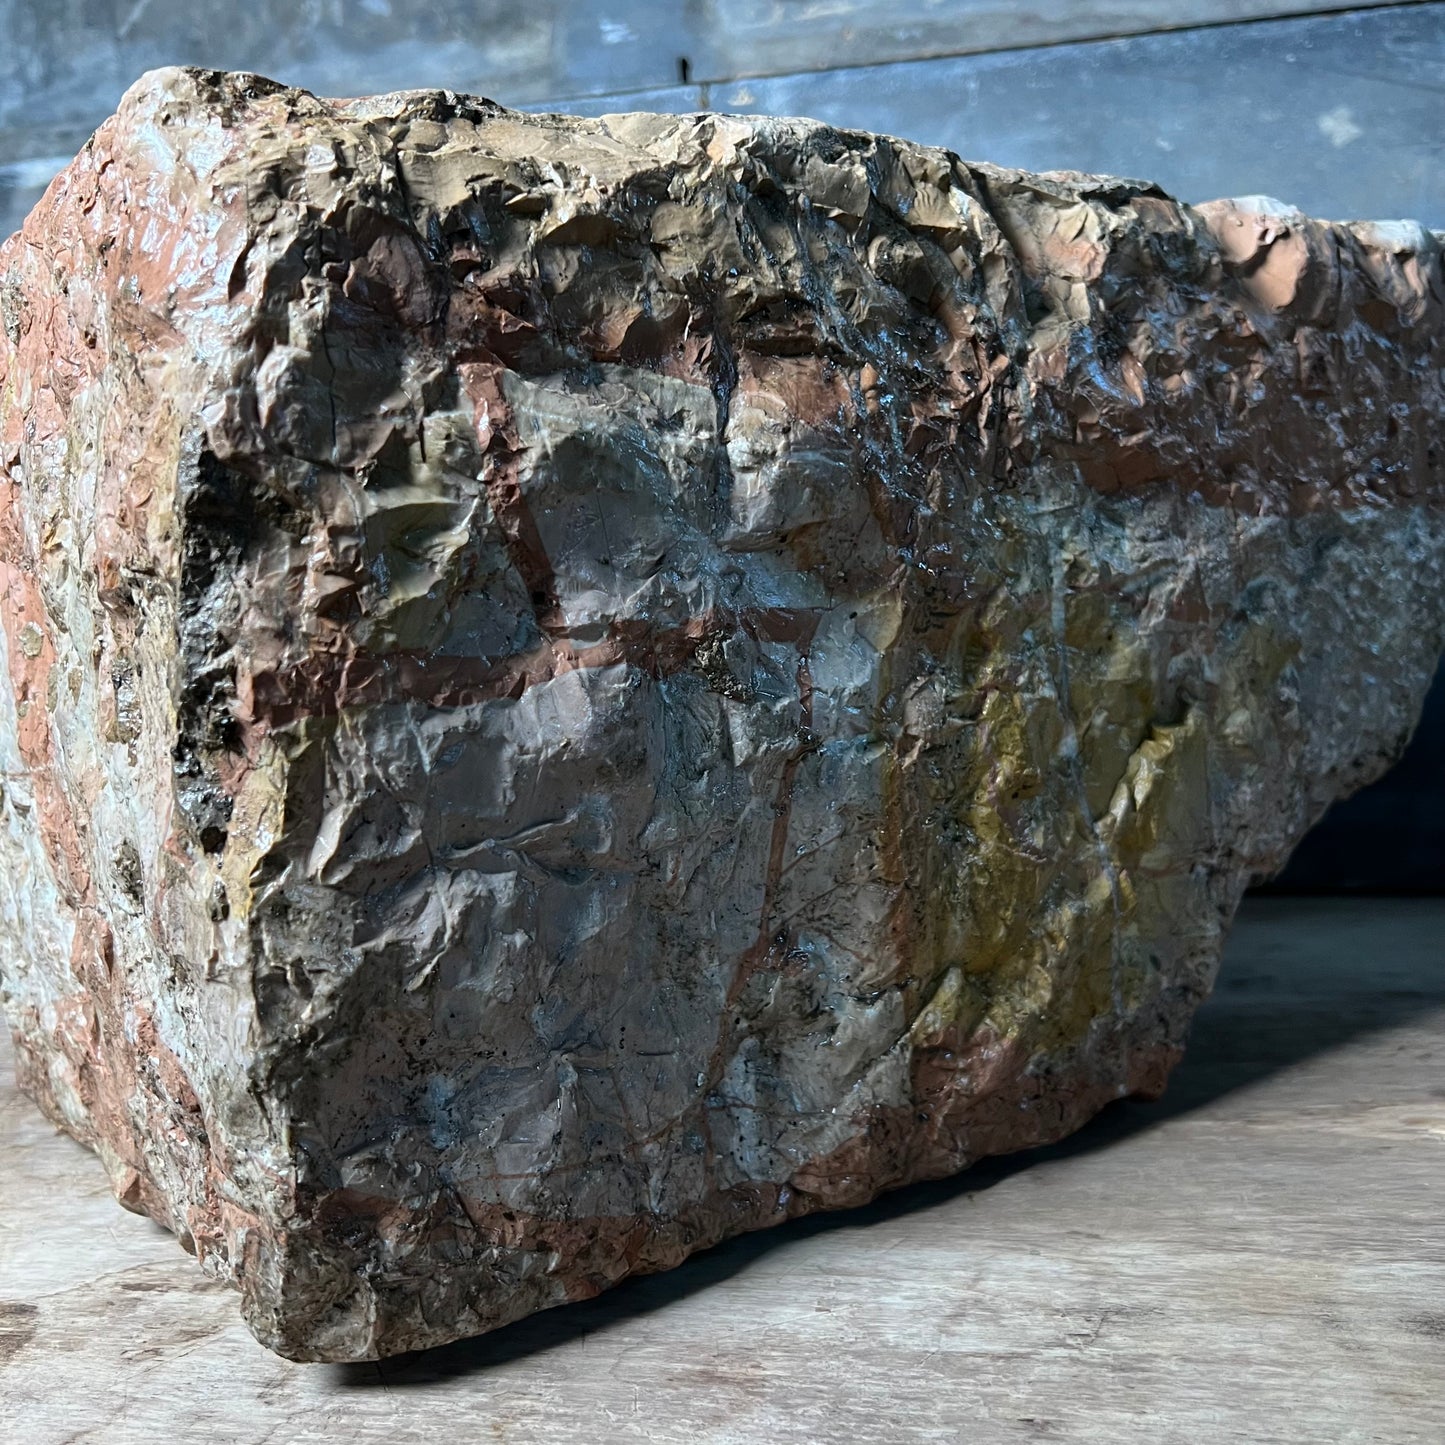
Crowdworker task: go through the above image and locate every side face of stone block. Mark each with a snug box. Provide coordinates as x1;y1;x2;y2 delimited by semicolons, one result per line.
1;69;1441;1360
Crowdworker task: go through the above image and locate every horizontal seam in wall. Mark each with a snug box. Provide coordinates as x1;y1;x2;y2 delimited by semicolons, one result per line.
529;0;1440;109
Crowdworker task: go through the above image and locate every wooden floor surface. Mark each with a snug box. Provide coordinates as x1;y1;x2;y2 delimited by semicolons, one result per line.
2;897;1443;1443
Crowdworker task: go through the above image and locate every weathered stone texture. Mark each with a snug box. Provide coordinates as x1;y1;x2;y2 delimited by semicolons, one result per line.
1;68;1442;1360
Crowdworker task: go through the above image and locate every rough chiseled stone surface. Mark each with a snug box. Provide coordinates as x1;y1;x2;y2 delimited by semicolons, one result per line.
1;68;1442;1361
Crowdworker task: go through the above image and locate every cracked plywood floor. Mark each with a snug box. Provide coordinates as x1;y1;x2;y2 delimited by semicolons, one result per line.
2;896;1443;1444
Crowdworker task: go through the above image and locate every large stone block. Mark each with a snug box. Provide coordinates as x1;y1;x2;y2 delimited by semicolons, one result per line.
1;68;1441;1360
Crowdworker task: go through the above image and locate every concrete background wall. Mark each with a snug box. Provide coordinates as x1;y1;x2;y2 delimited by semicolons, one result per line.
2;0;1443;888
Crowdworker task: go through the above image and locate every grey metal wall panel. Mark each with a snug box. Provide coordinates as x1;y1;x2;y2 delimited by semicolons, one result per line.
0;1;1415;136
676;0;1417;84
